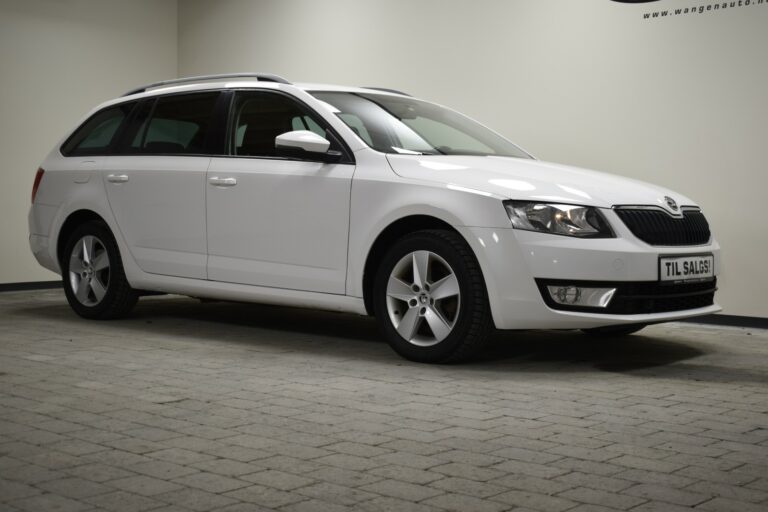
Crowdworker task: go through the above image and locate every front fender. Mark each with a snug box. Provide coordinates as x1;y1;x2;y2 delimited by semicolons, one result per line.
346;151;511;298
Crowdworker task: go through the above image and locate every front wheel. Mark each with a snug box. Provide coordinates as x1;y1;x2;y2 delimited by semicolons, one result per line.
373;230;492;363
62;220;138;319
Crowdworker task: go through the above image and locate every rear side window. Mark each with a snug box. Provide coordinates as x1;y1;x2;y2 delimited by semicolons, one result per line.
130;92;220;154
61;102;136;156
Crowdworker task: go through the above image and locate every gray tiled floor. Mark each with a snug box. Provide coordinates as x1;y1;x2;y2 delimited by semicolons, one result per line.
1;289;767;512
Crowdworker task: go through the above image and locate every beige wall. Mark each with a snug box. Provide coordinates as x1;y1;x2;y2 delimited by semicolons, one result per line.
178;0;768;318
0;0;177;283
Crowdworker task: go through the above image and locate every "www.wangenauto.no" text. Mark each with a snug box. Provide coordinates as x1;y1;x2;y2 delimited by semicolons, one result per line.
644;0;766;19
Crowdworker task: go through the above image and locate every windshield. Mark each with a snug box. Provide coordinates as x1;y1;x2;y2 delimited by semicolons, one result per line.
310;91;531;158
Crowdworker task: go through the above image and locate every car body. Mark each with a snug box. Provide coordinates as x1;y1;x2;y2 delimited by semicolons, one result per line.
29;73;721;362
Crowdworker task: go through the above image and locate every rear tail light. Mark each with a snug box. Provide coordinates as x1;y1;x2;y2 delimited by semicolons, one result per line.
32;167;45;203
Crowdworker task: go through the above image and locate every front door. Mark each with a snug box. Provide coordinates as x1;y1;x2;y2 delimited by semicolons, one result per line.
206;90;355;294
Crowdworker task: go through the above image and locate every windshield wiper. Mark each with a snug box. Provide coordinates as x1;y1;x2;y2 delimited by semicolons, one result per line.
390;147;445;156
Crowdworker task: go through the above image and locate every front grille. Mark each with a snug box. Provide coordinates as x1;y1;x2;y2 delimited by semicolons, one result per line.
615;208;711;246
536;278;716;315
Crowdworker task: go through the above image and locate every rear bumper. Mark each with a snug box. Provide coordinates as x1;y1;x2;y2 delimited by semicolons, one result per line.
28;204;60;274
29;233;58;274
456;225;722;330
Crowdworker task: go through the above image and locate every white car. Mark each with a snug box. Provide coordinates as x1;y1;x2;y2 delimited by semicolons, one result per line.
28;73;721;362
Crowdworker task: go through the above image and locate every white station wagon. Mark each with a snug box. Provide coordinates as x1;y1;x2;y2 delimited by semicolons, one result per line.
29;73;721;362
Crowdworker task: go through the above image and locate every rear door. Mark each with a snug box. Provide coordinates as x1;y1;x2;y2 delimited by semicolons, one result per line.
103;91;223;279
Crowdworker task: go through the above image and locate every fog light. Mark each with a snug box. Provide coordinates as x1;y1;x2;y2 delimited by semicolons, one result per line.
547;285;616;308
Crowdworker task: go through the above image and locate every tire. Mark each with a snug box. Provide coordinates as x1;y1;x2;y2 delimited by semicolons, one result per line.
62;220;138;319
373;229;492;363
582;324;646;337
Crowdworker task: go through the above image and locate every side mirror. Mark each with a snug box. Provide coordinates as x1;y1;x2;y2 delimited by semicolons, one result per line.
276;130;330;154
275;130;341;163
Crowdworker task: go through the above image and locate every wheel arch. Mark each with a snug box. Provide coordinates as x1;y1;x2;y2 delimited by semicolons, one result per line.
362;214;480;315
56;209;108;266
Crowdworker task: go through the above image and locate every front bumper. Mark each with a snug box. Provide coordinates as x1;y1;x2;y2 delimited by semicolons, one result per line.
534;278;717;315
456;224;722;330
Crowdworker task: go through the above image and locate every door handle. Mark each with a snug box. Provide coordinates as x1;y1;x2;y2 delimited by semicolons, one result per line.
208;177;237;187
107;174;129;183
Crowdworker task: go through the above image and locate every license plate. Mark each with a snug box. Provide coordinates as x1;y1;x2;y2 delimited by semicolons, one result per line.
659;254;714;283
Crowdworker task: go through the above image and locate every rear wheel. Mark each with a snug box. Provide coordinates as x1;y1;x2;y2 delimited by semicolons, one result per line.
373;229;492;363
582;324;647;337
62;221;138;319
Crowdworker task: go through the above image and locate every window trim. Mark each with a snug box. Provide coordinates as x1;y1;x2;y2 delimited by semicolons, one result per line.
207;90;233;156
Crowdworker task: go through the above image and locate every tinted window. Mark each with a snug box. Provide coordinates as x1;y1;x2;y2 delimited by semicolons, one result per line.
231;91;339;158
61;102;136;156
131;92;219;154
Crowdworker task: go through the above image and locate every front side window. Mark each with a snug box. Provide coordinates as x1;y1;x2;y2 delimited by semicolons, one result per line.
231;91;338;158
131;92;220;154
61;102;136;156
311;92;531;158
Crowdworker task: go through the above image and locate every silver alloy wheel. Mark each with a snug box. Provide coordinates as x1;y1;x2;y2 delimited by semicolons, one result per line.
385;250;461;347
68;235;110;306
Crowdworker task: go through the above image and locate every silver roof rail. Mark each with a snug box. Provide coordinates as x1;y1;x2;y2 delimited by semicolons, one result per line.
361;87;411;97
123;73;291;96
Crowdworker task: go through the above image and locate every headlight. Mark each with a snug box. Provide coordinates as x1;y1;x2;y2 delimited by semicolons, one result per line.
503;201;614;238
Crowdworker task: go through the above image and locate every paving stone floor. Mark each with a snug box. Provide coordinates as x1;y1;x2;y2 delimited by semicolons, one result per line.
0;289;767;512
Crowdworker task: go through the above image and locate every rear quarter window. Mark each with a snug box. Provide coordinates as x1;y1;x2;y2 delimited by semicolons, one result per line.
61;102;136;156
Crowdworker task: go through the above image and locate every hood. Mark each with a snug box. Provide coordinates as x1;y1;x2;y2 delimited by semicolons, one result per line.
386;155;696;212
